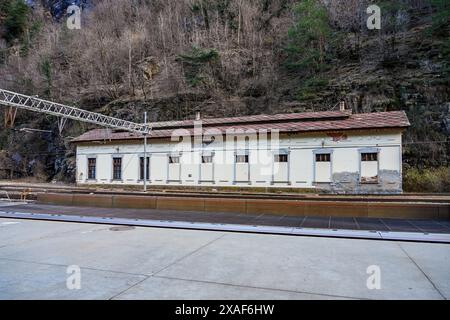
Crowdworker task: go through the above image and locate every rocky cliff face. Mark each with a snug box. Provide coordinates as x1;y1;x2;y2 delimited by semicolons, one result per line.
0;0;448;190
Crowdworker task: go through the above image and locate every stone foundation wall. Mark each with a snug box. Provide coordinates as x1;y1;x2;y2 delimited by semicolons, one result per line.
318;170;402;194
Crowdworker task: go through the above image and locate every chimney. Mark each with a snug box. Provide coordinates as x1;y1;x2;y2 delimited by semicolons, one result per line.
195;112;201;121
339;100;345;111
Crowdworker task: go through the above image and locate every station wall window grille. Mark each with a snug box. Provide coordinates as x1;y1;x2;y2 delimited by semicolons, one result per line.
235;155;249;163
202;155;213;163
87;158;96;180
112;158;122;180
315;153;331;162
169;156;180;164
274;154;288;163
361;152;378;161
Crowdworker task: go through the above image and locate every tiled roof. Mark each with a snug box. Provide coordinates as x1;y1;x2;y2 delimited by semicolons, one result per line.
72;110;410;143
149;110;351;128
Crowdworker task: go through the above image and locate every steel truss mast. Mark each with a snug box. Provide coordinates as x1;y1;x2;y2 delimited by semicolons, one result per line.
0;89;150;134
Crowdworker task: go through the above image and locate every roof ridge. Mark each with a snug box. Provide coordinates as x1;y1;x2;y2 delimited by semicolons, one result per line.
72;110;410;143
148;110;352;129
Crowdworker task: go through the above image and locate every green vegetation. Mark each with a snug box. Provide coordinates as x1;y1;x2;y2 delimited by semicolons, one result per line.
403;167;450;193
40;58;52;98
403;103;449;168
428;0;450;81
177;46;219;86
440;38;450;80
21;20;44;55
284;0;333;102
430;0;450;36
284;0;332;75
378;1;408;52
3;0;29;43
296;77;329;101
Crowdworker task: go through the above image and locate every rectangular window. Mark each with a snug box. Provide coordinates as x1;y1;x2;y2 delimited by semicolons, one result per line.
87;158;96;180
360;151;379;183
139;157;150;180
316;153;331;162
361;152;378;161
235;155;249;163
112;157;122;180
274;154;288;163
202;155;213;163
169;156;180;164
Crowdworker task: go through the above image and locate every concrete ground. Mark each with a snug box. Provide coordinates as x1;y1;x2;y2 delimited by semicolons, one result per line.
0;217;449;300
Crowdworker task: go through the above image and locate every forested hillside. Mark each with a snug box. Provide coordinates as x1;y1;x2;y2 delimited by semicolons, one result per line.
0;0;448;191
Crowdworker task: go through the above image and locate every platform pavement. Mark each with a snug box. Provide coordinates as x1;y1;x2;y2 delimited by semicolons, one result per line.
0;217;449;299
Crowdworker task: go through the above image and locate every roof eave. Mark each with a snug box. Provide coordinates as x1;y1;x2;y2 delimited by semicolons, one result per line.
71;125;409;144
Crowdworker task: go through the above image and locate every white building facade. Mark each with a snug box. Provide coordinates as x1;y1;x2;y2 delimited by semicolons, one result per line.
73;110;410;194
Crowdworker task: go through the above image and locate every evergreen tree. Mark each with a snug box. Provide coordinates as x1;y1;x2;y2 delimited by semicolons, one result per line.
430;0;450;36
3;0;30;43
285;0;332;75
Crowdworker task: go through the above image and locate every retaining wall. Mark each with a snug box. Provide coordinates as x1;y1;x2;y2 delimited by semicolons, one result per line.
37;193;450;220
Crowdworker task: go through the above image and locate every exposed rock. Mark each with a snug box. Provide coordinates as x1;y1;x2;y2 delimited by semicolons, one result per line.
138;57;161;81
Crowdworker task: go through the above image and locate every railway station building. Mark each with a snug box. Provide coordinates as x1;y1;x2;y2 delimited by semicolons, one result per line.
72;109;410;194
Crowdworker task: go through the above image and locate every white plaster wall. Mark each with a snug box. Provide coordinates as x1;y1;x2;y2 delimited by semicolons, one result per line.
235;163;249;182
168;163;180;181
180;152;195;182
361;161;378;178
122;154;138;183
249;149;272;184
76;154;87;183
214;150;233;184
151;154;167;182
200;164;213;181
290;149;313;186
379;146;401;171
97;154;112;183
75;130;403;189
333;148;359;173
315;162;331;182
273;162;288;182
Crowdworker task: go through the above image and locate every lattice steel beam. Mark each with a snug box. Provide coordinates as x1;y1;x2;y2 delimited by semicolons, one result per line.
0;89;150;134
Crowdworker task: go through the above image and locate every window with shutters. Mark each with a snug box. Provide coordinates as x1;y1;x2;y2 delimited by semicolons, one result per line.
314;152;332;183
112;158;122;180
87;158;96;180
360;152;379;183
139;157;150;180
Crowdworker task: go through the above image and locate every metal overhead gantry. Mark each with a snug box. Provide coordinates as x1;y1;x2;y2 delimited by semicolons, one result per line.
0;89;151;134
0;88;152;191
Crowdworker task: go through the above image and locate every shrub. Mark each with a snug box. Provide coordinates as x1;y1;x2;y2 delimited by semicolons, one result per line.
296;76;329;101
403;167;450;193
177;46;219;86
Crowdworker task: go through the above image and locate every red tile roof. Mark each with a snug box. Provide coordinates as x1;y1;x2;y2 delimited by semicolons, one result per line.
72;110;410;143
149;110;351;128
